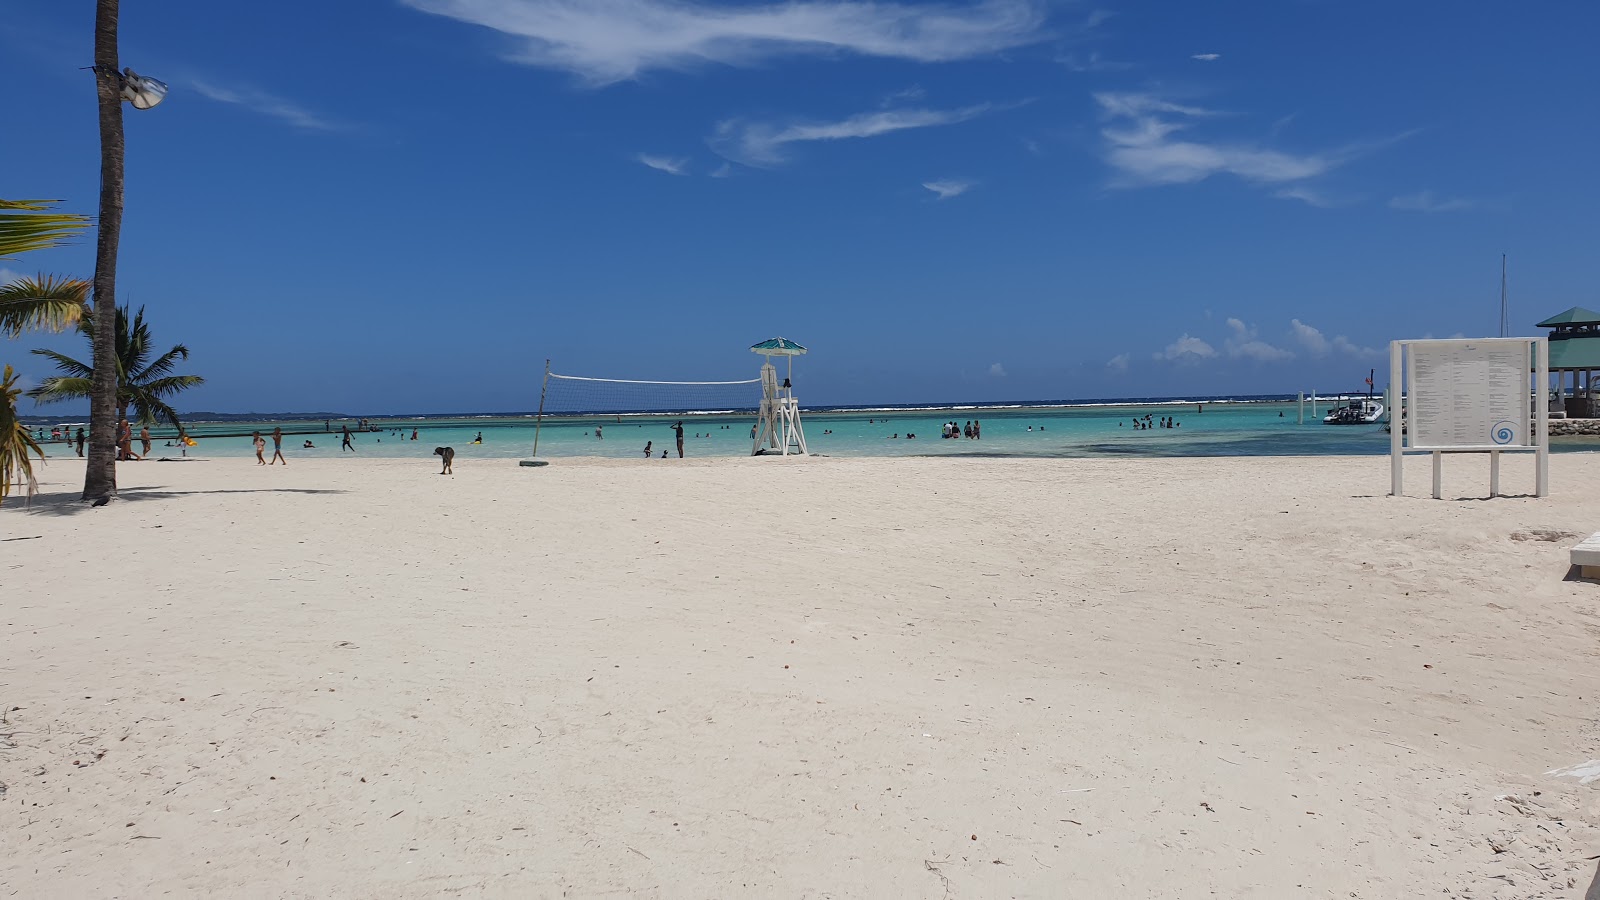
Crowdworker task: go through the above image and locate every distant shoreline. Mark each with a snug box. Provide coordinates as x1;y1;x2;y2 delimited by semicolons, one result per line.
22;391;1388;428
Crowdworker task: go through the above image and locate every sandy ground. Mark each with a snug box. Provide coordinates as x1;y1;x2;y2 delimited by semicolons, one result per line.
3;451;1600;899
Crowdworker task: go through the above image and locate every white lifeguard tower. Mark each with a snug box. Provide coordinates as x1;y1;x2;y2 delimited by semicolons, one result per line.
750;337;809;456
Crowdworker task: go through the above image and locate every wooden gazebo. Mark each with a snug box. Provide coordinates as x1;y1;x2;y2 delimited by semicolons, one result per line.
1538;306;1600;418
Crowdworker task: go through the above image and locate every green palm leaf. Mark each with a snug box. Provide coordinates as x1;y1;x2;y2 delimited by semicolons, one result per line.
0;275;90;337
1;364;46;506
25;374;94;405
0;199;91;259
133;343;190;383
27;348;94;380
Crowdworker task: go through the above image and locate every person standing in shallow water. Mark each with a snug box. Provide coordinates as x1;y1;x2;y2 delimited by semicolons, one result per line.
672;421;685;458
341;425;355;452
75;427;86;457
270;427;287;465
139;425;152;457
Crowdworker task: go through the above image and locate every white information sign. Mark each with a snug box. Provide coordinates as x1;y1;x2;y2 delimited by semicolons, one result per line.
1389;337;1548;500
1407;341;1532;449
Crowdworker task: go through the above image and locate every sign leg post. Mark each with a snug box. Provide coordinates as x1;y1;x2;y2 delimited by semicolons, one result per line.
1489;449;1500;498
1432;451;1442;500
1389;342;1404;497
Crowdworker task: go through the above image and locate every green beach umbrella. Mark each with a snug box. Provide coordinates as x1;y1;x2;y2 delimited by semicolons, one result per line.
751;337;807;384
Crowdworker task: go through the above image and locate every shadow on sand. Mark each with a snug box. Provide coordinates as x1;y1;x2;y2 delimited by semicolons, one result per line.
15;485;345;517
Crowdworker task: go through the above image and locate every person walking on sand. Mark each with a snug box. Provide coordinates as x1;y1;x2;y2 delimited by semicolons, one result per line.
118;418;140;461
270;427;287;465
253;431;267;465
139;425;152;457
672;421;685;458
341;425;355;452
75;427;86;457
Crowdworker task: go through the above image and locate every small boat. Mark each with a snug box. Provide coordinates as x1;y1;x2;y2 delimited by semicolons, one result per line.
1324;399;1385;425
1324;368;1384;425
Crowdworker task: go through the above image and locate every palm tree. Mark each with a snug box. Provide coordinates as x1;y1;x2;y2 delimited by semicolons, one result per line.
0;365;46;506
27;305;203;431
1;198;90;506
86;0;128;500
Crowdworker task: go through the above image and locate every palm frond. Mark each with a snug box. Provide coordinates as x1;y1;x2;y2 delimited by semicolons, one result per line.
0;199;91;259
130;394;185;431
0;275;90;337
0;364;46;507
133;343;190;382
136;374;205;399
27;348;94;379
25;375;94;405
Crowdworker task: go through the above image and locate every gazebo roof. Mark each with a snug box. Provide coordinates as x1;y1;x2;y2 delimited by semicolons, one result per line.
1536;306;1600;328
1550;338;1600;371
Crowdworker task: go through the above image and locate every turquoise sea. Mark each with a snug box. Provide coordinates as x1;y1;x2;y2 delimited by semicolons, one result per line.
28;398;1596;461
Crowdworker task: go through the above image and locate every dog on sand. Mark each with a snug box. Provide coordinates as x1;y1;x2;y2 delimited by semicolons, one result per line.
433;446;454;475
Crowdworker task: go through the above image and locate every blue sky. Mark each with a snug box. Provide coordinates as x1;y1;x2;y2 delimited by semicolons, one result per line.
3;0;1597;413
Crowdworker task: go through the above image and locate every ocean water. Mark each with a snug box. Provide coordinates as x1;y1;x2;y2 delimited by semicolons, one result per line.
34;399;1594;462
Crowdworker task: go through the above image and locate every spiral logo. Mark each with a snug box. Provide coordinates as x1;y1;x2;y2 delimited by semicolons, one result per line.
1491;421;1516;445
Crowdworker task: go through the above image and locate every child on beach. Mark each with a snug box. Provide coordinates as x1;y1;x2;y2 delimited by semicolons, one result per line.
270;427;286;465
253;431;267;465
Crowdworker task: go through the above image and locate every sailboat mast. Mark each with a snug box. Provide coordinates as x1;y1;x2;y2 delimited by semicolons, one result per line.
1500;254;1509;338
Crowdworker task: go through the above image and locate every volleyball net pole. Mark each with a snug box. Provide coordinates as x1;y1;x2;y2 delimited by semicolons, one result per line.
532;358;550;458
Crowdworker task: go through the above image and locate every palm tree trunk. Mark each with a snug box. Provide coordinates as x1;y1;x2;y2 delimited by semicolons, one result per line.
83;0;123;501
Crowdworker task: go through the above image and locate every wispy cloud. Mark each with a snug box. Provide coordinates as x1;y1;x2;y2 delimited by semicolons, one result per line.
190;79;343;131
1389;191;1475;213
1057;50;1133;73
922;178;974;200
880;85;926;107
400;0;1052;85
637;153;690;175
0;267;22;286
1273;185;1342;208
1224;318;1293;361
988;362;1007;377
712;103;996;166
1191;52;1220;61
1106;352;1130;373
1156;334;1217;363
1094;92;1336;187
1084;9;1115;29
710;162;734;178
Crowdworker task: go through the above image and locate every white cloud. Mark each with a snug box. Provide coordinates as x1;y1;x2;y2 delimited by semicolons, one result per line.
1224;318;1293;362
400;0;1051;85
637;153;689;175
1290;318;1331;355
712;104;994;166
922;178;974;200
1273;185;1339;208
1290;319;1378;359
1332;335;1381;359
1084;9;1114;29
190;79;343;131
1389;191;1474;213
1157;334;1216;363
1092;92;1406;191
0;267;21;286
988;362;1007;377
710;162;733;178
1191;52;1221;61
1106;353;1129;373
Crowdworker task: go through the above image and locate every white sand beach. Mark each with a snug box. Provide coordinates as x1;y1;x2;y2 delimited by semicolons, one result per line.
3;452;1599;898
